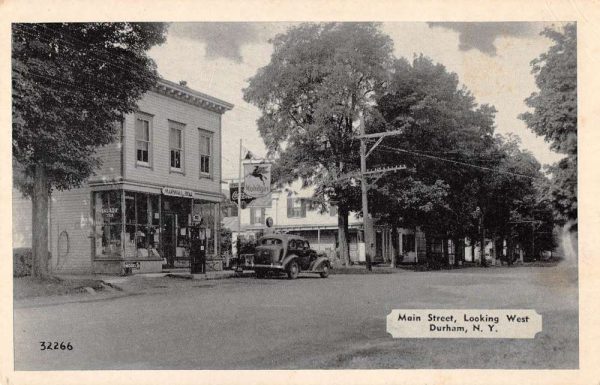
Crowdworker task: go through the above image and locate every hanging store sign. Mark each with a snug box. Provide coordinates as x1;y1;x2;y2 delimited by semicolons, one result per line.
243;162;271;198
162;187;193;198
230;184;255;205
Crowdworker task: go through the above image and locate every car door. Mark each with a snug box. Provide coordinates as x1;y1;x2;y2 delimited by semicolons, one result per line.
298;240;311;270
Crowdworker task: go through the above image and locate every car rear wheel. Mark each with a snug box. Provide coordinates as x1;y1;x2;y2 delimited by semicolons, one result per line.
287;261;299;279
319;264;329;278
255;269;266;278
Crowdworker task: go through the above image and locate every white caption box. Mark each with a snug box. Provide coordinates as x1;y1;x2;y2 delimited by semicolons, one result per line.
386;309;542;339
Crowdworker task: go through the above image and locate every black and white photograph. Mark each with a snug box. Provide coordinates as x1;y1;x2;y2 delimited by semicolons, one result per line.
2;1;597;384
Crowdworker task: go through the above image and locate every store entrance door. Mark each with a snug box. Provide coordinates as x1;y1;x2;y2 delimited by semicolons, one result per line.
163;213;176;268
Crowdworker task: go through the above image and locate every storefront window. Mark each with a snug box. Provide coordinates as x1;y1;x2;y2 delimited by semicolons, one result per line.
94;190;122;258
124;191;161;260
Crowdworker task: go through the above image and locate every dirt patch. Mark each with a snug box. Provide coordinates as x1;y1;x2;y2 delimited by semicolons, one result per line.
14;276;106;299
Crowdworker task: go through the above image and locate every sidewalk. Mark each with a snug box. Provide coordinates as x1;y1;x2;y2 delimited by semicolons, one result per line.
87;269;255;292
15;269;254;308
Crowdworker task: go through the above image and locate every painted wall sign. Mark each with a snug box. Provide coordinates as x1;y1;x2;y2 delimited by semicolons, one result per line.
162;187;194;198
100;207;119;218
123;261;140;269
243;162;271;198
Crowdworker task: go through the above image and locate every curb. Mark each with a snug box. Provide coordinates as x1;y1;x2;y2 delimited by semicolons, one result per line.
165;270;254;280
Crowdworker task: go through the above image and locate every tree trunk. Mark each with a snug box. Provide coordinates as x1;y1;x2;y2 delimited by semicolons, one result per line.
31;164;50;279
480;227;487;267
453;237;461;267
442;236;449;268
492;234;499;266
337;205;350;266
506;234;513;265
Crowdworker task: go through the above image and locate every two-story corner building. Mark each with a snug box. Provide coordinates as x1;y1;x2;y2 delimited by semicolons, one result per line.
12;79;233;275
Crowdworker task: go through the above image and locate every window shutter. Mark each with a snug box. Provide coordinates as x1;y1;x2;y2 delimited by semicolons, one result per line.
300;199;307;218
287;197;293;218
250;208;255;224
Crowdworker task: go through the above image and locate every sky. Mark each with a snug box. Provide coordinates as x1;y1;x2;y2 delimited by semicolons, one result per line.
148;22;568;180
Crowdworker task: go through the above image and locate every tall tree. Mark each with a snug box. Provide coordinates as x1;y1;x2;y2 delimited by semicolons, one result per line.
371;56;497;264
12;23;168;278
243;23;394;265
478;134;553;262
519;23;577;228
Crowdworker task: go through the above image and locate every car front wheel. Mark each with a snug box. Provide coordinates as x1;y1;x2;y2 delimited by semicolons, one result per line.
319;264;329;278
287;261;299;279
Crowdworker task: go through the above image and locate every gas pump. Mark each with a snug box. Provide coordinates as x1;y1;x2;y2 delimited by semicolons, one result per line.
190;217;206;274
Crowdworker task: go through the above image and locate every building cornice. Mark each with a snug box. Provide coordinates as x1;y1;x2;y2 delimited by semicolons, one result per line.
153;78;234;114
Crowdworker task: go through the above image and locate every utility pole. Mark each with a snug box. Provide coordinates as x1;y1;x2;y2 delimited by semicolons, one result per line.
359;112;373;271
357;113;405;271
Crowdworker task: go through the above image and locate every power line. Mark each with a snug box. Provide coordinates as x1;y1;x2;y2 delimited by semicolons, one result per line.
15;25;158;84
32;24;154;75
13;68;102;95
377;144;539;180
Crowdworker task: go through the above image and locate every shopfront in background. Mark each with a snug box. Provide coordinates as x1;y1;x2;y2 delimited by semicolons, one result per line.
93;187;219;273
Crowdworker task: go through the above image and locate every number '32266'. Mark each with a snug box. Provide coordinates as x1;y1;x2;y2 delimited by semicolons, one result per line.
40;341;73;351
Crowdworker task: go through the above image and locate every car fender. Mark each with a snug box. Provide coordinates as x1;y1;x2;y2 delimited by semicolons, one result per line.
309;257;330;271
281;254;299;269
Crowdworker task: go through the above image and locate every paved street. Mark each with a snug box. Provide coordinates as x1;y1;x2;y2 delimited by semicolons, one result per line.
14;264;578;370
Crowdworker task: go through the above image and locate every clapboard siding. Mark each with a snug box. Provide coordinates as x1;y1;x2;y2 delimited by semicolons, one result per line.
12;189;32;248
124;91;222;194
89;123;123;183
12;186;93;274
49;186;93;274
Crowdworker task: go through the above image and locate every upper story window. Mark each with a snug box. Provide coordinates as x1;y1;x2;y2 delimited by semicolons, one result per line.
329;204;338;217
199;130;212;177
135;114;152;166
287;197;307;218
169;122;184;172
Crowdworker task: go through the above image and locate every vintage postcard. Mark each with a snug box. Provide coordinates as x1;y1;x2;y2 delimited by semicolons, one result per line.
1;0;598;384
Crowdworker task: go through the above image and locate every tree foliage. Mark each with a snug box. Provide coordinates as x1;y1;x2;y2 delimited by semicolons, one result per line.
13;23;168;194
372;56;553;261
372;56;497;238
243;23;395;263
244;23;560;265
519;23;577;226
12;23;168;278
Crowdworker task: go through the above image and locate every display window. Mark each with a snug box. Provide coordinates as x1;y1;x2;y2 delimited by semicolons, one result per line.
93;189;220;267
94;190;123;258
125;191;161;260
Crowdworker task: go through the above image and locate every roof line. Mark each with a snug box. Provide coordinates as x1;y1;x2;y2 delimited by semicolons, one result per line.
155;78;234;113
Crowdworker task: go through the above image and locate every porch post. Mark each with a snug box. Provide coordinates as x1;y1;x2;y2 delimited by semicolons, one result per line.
317;226;321;252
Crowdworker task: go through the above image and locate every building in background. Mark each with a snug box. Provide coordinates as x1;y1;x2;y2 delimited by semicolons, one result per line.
224;179;438;266
13;79;233;274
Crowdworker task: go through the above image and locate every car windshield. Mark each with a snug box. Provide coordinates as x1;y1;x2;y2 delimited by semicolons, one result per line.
260;238;282;246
